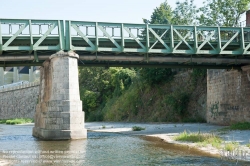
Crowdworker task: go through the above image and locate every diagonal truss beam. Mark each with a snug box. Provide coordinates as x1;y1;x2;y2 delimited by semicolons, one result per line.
98;26;121;49
72;24;95;49
173;29;193;51
197;31;216;51
33;22;57;49
221;31;239;52
149;28;170;50
244;42;250;54
124;27;146;50
3;22;28;48
174;32;190;50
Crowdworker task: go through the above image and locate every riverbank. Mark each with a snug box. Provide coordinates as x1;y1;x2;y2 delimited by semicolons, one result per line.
0;159;10;166
87;122;250;162
0;118;33;125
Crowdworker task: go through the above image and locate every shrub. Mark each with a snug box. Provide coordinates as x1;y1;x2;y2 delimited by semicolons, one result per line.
174;130;223;146
165;92;190;117
0;120;7;124
139;68;174;85
190;68;206;84
4;118;33;125
229;122;250;130
132;126;145;131
224;142;239;152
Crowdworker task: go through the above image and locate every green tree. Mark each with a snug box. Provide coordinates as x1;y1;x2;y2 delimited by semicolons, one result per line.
199;0;250;26
78;67;136;120
112;68;136;96
79;67;113;118
150;1;173;24
172;0;199;25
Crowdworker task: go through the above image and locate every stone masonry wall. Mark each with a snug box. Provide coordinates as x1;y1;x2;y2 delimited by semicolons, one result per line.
207;68;250;125
33;52;87;140
0;82;39;119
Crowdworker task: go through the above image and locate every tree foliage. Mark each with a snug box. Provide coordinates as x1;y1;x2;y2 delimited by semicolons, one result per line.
78;67;135;120
199;0;250;26
139;68;174;85
150;1;173;24
166;91;190;116
172;0;198;25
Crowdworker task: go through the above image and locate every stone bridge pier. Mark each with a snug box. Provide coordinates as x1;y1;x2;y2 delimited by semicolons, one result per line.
207;66;250;125
32;51;87;140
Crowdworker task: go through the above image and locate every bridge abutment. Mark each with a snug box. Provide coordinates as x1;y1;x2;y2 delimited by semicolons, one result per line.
32;51;87;140
207;67;250;125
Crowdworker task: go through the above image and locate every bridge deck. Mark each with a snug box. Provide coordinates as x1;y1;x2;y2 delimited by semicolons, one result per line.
1;19;250;68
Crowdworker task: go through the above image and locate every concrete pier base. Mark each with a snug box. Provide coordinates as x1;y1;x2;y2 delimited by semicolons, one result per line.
32;51;87;140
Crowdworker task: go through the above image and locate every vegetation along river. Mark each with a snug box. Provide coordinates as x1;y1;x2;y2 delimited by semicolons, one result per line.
0;123;249;166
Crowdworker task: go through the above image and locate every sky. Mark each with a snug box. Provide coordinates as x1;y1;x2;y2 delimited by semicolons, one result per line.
0;0;204;23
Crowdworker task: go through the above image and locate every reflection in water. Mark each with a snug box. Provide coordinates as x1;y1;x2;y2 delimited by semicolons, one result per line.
0;124;249;166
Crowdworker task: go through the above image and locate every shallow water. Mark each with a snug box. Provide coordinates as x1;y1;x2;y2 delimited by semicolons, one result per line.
0;123;249;166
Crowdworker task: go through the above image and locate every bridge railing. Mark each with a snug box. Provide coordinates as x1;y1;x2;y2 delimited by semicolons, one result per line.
0;19;64;58
1;19;250;56
65;21;250;55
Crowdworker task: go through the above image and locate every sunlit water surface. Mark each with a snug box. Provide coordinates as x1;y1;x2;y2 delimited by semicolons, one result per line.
0;124;249;166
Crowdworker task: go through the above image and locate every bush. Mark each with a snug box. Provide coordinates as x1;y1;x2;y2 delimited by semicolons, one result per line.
165;92;190;117
81;89;100;116
79;67;136;121
229;122;250;130
0;120;7;124
224;142;239;152
4;118;33;125
174;130;222;145
139;68;174;85
132;126;145;131
103;84;140;121
191;68;206;84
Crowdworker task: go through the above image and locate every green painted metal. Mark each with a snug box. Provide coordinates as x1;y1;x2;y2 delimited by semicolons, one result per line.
1;19;250;68
34;51;39;62
0;20;2;55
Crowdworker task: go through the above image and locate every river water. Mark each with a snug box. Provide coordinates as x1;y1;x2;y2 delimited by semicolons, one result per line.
0;123;249;166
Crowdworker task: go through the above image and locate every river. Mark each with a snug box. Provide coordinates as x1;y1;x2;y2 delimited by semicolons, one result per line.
0;123;249;166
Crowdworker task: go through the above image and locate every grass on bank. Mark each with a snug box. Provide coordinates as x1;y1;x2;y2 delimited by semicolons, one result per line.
224;142;239;152
217;122;250;134
174;130;242;152
132;126;145;131
0;118;33;125
229;122;250;130
174;130;222;146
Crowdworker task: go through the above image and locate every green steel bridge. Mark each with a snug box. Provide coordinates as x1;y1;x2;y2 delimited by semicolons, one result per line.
1;19;250;69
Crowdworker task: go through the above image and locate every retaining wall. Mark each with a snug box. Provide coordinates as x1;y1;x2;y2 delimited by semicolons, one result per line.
207;67;250;125
0;82;40;119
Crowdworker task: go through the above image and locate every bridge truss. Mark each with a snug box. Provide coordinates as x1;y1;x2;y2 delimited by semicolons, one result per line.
1;19;250;68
